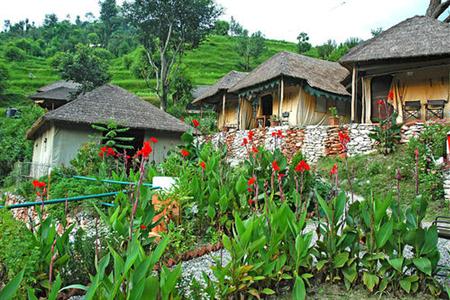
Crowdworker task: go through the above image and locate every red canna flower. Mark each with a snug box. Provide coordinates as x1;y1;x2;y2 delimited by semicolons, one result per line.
248;130;254;141
199;161;206;170
149;137;158;143
295;160;310;173
251;146;259;153
376;99;384;106
241;138;248;146
248;199;255;206
181;149;190;157
272;160;280;172
338;131;350;146
192;119;200;128
106;147;116;157
247;177;256;186
387;90;394;101
277;130;283;138
32;180;46;189
330;164;338;176
278;173;285;180
247;187;253;193
140;224;147;230
137;141;152;158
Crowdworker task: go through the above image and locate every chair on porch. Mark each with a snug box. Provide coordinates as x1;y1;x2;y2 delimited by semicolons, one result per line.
403;100;421;121
425;99;447;120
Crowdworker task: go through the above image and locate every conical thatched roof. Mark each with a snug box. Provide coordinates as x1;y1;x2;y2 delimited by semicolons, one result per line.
340;16;450;65
229;51;349;96
27;84;192;139
37;80;81;92
192;71;248;104
29;87;75;102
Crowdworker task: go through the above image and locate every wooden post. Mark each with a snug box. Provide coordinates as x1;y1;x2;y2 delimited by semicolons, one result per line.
237;96;241;130
351;66;358;122
279;77;284;119
222;93;226;129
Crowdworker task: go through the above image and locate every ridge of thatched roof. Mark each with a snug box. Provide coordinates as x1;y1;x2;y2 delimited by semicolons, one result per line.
29;86;75;102
228;51;350;96
191;85;211;99
27;84;192;139
37;80;81;92
340;16;450;65
192;71;248;104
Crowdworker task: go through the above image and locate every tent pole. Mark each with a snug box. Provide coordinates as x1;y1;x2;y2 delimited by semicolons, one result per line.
222;92;226;129
237;96;241;130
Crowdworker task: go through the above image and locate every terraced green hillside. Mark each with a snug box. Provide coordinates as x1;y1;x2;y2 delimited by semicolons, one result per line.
1;35;298;104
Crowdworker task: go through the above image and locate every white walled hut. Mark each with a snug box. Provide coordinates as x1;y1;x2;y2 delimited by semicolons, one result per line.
26;84;192;177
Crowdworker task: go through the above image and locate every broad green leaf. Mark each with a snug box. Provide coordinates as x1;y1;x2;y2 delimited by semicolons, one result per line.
421;226;438;255
375;219;393;248
334;192;346;222
342;264;357;283
400;278;411;293
362;272;379;292
47;275;62;300
235;175;247;194
413;257;432;276
261;288;276;295
143;276;159;300
293;276;306;300
27;288;38;300
0;269;24;300
388;257;404;273
315;191;332;223
333;252;349;269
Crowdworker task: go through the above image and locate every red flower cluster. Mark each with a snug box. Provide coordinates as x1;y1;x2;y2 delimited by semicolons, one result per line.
136;141;152;158
99;146;116;158
271;130;283;138
247;177;256;186
294;160;310;173
338;131;350;146
140;224;147;230
248;130;254;141
199;161;206;170
149;136;158;144
376;99;384;106
272;160;280;172
387;90;394;101
251;146;259;154
181;149;190;157
192;119;200;128
330;164;338;176
32;180;46;189
241;138;249;146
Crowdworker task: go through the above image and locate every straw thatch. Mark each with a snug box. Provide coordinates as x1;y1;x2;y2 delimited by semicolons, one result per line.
37;80;81;92
228;51;349;96
27;84;192;139
29;87;75;102
340;16;450;65
192;71;248;104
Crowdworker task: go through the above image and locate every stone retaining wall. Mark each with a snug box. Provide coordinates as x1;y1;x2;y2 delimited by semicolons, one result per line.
203;122;433;165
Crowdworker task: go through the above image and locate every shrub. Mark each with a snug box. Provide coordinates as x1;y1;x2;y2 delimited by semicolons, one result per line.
93;47;114;60
0;63;9;94
4;45;26;61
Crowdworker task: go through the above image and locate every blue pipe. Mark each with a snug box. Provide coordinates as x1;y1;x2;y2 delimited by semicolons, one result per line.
0;191;125;209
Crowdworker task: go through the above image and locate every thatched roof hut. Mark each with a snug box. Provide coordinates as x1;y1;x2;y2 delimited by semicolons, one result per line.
192;71;248;104
340;16;450;65
229;51;350;98
27;84;192;139
30;80;82;110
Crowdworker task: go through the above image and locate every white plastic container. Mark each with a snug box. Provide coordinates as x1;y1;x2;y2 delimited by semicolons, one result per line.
152;176;177;191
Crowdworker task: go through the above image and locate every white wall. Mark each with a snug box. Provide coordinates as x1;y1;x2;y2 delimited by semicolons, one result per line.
144;131;183;163
30;125;55;177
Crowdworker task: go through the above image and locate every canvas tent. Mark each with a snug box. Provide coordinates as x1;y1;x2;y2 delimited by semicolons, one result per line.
340;16;450;123
192;71;248;130
225;51;350;130
27;84;192;177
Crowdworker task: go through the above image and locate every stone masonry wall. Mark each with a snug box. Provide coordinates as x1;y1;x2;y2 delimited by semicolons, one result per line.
203;122;430;165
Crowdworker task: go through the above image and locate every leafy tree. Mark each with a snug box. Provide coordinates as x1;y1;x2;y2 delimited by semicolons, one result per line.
43;14;58;27
371;27;383;37
58;44;110;94
4;45;26;61
0;64;9;94
124;0;221;111
236;30;266;71
343;37;362;49
296;32;311;54
230;16;244;36
317;39;336;60
99;0;118;47
213;20;230;36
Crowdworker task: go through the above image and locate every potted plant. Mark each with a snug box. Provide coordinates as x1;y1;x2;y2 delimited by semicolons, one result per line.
270;115;280;127
328;107;339;126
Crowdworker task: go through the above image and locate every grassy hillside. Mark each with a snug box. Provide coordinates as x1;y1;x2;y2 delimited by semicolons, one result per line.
1;35;297;105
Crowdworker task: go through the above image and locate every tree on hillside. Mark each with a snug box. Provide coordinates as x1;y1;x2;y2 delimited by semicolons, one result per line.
236;30;266;71
99;0;119;47
124;0;221;111
426;0;450;22
317;40;336;60
213;20;230;36
230;17;244;36
0;64;9;95
58;44;110;95
296;32;311;54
